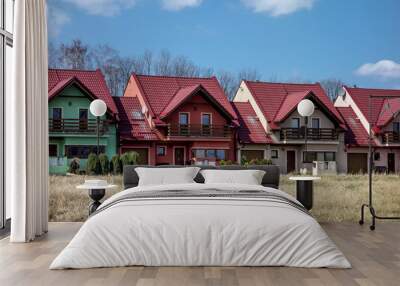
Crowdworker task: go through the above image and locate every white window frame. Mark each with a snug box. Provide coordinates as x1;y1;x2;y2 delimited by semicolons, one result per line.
1;0;14;230
157;146;167;157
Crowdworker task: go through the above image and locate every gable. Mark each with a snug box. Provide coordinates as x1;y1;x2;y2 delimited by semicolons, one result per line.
129;74;237;121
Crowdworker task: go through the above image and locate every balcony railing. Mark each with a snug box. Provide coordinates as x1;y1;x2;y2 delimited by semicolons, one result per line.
381;132;400;144
168;124;231;138
280;128;338;141
49;119;108;134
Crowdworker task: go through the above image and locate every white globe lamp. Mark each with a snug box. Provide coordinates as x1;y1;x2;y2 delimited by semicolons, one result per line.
90;99;107;117
297;99;315;117
89;99;107;155
297;99;315;170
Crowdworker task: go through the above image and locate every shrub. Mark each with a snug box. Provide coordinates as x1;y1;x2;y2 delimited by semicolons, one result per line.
86;153;102;175
110;154;122;175
219;160;236;166
68;158;80;174
98;153;109;174
242;158;273;166
120;151;140;166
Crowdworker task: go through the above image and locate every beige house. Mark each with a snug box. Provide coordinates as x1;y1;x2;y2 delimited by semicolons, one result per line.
334;86;400;173
232;80;347;174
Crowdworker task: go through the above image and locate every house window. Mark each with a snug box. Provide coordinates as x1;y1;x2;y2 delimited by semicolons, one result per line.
1;0;15;229
393;122;400;133
201;113;211;126
271;150;279;159
374;152;381;161
312;118;320;129
291;118;300;128
157;146;166;156
79;108;88;130
52;108;62;130
192;149;226;160
303;152;336;163
65;145;105;159
216;150;226;160
49;144;58;157
179;113;189;125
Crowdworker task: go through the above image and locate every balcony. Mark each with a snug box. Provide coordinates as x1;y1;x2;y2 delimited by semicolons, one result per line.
280;128;338;141
167;124;231;138
381;132;400;144
49;119;108;134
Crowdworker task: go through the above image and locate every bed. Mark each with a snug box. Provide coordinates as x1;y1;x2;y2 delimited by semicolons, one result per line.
50;165;350;269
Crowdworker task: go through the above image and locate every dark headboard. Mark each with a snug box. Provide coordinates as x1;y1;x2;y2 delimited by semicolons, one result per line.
123;165;280;190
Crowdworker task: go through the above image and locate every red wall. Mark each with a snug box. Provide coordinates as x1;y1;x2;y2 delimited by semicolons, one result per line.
122;83;237;165
166;94;227;126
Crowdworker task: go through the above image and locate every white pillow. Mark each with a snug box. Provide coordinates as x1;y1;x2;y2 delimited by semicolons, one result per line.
200;169;265;185
136;167;200;186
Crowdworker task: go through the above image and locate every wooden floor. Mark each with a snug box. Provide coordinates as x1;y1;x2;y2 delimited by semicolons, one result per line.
0;222;399;286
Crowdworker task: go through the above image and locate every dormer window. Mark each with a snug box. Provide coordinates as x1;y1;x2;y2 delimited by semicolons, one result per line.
132;110;143;119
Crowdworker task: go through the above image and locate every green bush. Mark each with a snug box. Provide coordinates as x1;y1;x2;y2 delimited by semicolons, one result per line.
120;151;139;166
98;153;109;174
110;154;122;174
68;158;80;174
242;158;273;166
219;160;236;166
86;153;102;175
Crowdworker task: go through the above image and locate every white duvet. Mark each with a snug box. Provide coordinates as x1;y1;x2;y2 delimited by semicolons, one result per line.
50;183;351;269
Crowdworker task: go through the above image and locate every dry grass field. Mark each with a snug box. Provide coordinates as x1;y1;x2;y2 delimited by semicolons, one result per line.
49;174;400;223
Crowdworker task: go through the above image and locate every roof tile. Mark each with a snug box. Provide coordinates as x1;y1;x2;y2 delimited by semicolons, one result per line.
133;74;237;120
113;97;158;141
48;69;117;114
232;102;272;144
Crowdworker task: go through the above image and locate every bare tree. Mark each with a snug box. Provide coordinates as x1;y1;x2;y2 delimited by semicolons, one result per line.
320;78;344;101
48;42;61;68
217;71;237;100
237;68;261;82
58;39;91;69
154;50;172;76
171;56;200;77
142;50;153;75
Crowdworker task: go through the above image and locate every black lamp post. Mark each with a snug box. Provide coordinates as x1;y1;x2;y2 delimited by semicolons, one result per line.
89;99;107;155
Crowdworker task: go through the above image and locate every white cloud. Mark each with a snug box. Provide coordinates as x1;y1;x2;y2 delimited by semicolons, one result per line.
241;0;315;16
64;0;137;16
355;60;400;79
47;4;71;38
162;0;203;11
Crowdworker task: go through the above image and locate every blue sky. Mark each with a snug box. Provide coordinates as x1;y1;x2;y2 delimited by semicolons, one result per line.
48;0;400;89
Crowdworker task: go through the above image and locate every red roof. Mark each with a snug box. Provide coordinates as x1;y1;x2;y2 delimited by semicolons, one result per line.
160;84;201;118
244;81;344;129
232;102;273;144
132;74;237;120
345;86;400;132
337;107;372;147
48;69;117;114
113;97;158;141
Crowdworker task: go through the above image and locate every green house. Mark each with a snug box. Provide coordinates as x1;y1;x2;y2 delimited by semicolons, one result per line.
48;69;118;174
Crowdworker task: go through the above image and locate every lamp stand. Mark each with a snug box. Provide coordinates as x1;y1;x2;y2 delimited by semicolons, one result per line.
96;116;100;155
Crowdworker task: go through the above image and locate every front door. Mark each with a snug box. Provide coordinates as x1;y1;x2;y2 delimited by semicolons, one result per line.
388;153;395;173
52;108;62;130
287;150;296;173
174;147;185;165
79;109;88;130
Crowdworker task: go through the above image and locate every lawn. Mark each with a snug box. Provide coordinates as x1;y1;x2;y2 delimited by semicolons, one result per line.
49;174;400;223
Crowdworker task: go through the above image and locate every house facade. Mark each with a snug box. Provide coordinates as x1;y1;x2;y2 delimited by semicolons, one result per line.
48;69;118;174
118;74;238;166
335;86;400;173
233;81;347;174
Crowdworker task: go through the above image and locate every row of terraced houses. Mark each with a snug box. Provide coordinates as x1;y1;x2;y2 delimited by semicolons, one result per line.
48;68;400;174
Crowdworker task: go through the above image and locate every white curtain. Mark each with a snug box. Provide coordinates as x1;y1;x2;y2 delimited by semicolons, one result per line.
7;0;49;242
